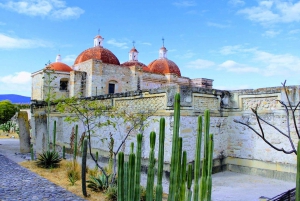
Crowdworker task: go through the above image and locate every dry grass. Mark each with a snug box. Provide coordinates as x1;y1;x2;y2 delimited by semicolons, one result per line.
20;159;107;201
0;131;19;139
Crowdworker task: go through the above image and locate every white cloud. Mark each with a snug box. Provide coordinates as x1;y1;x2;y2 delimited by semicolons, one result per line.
218;60;260;73
262;30;280;37
253;50;300;76
207;22;230;28
219;45;243;55
173;1;196;7
107;39;128;49
185;59;215;69
228;0;245;6
0;71;31;84
62;54;76;64
0;0;84;20
0;33;52;49
140;42;152;46
289;29;300;34
238;1;300;24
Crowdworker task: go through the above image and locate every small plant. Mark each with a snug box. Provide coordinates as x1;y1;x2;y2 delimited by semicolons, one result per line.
36;150;61;169
68;169;79;186
87;174;109;192
105;185;118;201
88;167;99;178
66;160;80;186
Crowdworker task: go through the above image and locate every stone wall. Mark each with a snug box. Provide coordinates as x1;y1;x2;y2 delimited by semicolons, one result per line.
30;85;300;181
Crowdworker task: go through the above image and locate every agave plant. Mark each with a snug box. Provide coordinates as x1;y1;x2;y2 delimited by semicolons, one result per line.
36;150;61;169
105;185;118;201
86;174;109;192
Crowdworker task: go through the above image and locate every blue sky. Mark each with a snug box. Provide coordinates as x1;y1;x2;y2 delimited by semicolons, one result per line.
1;0;300;97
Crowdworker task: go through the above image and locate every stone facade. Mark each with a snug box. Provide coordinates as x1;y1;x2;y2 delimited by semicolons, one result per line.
30;84;300;182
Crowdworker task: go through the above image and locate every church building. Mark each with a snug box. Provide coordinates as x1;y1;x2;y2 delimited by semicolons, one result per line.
31;35;213;100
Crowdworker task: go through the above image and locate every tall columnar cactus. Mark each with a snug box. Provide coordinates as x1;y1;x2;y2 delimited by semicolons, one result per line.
175;137;183;200
73;125;78;161
168;93;181;201
179;151;187;201
118;152;125;201
81;139;88;197
193;116;203;201
186;164;193;201
128;143;136;201
30;144;34;161
146;131;156;201
206;134;214;201
296;140;300;200
156;118;165;201
200;110;213;200
53;120;56;152
134;134;143;201
124;162;129;201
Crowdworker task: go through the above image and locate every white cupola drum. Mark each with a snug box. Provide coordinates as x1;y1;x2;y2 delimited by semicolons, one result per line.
56;54;62;62
94;35;104;47
159;38;167;59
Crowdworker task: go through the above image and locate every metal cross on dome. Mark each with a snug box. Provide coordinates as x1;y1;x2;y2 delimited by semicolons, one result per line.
132;40;135;47
162;37;165;47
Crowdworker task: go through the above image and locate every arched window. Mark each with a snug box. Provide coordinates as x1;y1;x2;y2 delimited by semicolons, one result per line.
60;78;68;91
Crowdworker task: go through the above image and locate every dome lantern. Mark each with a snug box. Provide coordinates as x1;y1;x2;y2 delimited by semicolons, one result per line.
94;35;104;47
56;54;62;62
159;38;167;59
129;41;139;61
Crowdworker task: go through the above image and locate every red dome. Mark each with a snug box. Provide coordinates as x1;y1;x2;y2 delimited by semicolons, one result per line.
121;61;146;68
46;62;72;72
148;58;181;76
74;46;120;65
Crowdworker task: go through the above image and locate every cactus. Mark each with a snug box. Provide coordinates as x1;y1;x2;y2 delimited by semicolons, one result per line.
118;152;125;201
200;110;212;200
73;125;78;161
168;93;181;201
155;118;165;201
179;151;187;201
30;144;34;161
62;145;66;159
53;120;56;152
175;137;183;200
124;161;129;201
146;131;156;201
81;139;88;197
186;164;193;201
206;134;214;201
193;116;202;201
134;134;143;201
128;142;136;201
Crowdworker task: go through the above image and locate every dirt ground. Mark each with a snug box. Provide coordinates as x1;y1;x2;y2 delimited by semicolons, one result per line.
0;139;295;201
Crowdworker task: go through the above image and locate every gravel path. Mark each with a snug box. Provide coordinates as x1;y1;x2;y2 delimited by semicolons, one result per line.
0;154;86;201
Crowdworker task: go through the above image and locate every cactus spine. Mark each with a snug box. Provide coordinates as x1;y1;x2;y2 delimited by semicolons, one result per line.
168;93;181;201
146;131;156;201
118;152;125;201
53;120;56;152
81;139;88;197
62;145;66;159
155;118;165;201
134;134;143;201
193;116;202;201
296;140;300;200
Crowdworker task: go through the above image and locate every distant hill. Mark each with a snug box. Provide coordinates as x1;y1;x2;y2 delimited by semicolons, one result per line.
0;94;31;104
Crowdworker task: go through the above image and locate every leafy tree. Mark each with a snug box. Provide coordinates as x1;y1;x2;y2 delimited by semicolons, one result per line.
0;100;18;125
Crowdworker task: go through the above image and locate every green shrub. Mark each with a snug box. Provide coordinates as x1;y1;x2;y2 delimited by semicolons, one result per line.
87;174;108;192
36;150;61;169
105;185;118;201
66;160;80;186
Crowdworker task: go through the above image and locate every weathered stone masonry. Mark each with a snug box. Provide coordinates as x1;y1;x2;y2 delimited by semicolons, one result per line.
30;85;300;182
